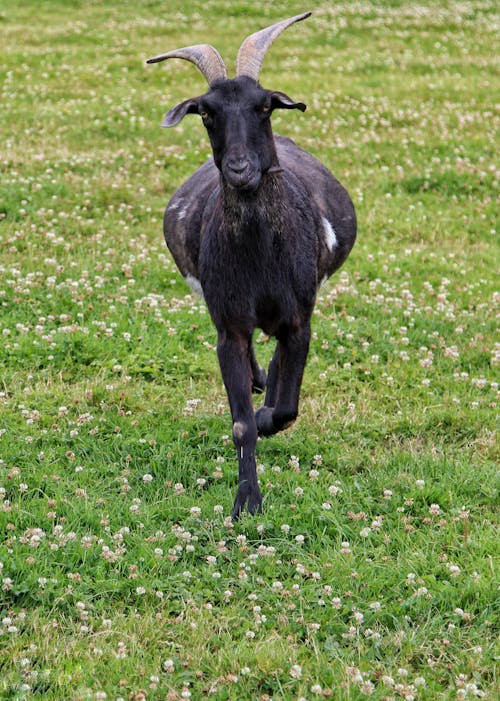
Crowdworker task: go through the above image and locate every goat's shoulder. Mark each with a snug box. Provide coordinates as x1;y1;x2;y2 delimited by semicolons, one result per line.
276;135;357;279
163;158;220;281
275;135;351;212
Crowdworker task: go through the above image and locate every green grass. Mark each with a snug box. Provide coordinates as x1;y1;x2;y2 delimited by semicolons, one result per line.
0;1;498;699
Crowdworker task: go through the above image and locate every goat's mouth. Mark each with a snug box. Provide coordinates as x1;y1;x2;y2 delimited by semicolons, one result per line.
222;164;262;193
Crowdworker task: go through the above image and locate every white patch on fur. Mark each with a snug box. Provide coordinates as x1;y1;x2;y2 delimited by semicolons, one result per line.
167;198;182;212
186;274;204;299
320;275;328;288
322;217;337;252
178;207;188;220
233;421;247;440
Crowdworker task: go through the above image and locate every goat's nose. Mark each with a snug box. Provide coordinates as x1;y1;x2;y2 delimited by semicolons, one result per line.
226;155;249;173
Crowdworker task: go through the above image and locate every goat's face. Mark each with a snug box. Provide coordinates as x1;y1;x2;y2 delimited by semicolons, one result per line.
163;77;306;193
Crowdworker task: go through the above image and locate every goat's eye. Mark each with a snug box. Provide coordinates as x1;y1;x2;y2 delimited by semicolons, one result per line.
200;110;210;121
261;104;271;114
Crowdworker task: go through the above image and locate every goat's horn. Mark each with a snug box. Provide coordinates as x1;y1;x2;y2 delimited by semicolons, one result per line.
146;44;227;86
236;11;311;81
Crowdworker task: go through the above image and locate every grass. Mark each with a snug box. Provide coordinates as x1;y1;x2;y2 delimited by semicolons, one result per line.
0;0;498;699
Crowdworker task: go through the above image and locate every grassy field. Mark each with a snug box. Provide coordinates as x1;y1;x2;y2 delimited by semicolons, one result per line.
0;0;498;699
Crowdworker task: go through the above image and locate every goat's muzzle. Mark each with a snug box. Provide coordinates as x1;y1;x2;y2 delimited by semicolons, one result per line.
222;155;262;193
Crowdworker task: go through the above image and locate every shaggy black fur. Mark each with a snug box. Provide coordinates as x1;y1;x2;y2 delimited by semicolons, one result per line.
162;76;357;518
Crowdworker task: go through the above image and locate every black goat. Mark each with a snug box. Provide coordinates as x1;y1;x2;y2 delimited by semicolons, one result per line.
148;12;357;518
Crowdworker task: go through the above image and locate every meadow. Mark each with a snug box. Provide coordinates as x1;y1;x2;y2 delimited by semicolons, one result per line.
0;0;498;698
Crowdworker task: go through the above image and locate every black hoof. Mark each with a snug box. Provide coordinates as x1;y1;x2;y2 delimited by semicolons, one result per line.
231;485;262;520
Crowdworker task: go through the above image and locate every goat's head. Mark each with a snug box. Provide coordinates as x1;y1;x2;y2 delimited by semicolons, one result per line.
148;12;310;193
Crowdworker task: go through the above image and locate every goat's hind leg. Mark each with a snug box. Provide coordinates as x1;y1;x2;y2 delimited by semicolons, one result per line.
249;341;266;394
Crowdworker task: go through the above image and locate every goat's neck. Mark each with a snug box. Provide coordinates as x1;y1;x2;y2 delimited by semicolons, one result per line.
221;173;286;240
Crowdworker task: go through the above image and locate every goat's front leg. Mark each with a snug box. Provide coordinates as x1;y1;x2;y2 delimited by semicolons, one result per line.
217;331;262;518
256;322;311;437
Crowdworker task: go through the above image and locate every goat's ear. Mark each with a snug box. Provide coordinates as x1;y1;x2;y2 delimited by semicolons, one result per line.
162;97;201;127
269;91;306;113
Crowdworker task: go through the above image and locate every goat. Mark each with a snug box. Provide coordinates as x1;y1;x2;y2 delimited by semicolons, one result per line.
147;12;357;518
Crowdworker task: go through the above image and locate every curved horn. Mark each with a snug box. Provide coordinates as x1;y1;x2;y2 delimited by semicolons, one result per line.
146;44;227;86
236;11;311;81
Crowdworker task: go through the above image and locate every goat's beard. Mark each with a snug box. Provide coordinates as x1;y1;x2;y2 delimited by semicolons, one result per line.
221;172;286;238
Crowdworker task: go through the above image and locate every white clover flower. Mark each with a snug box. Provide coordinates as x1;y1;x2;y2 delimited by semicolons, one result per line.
415;586;429;597
360;680;374;695
353;610;364;625
289;664;302;679
347;667;363;684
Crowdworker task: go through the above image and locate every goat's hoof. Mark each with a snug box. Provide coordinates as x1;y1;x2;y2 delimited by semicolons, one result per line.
252;367;267;394
255;406;275;436
231;485;262;520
